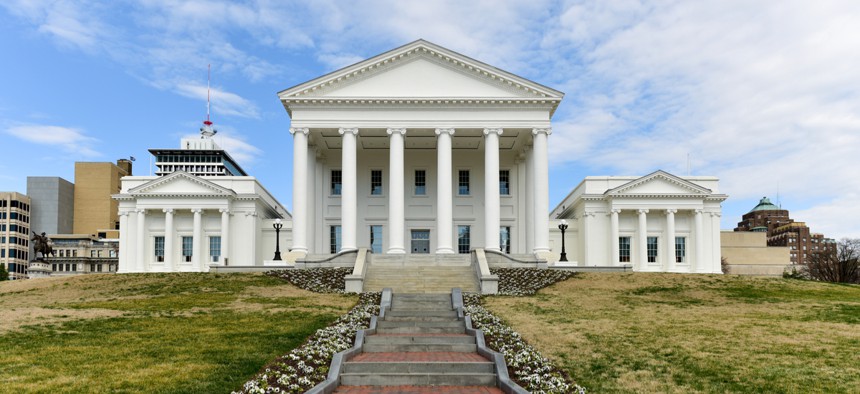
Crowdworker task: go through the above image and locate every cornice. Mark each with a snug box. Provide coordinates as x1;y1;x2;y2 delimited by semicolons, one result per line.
606;170;712;196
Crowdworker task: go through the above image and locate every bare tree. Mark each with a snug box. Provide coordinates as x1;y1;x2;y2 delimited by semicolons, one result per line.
802;238;860;284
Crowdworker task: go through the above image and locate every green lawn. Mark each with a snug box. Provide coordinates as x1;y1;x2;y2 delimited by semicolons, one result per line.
484;273;860;393
0;273;356;393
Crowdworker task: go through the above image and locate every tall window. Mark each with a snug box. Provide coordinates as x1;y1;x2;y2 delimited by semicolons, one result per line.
154;236;165;262
209;236;221;262
675;237;686;263
458;170;470;195
330;225;342;254
371;170;383;195
499;170;510;195
414;170;426;195
182;236;193;262
500;226;511;254
619;237;631;262
647;236;658;263
331;170;342;196
370;225;383;253
458;225;471;254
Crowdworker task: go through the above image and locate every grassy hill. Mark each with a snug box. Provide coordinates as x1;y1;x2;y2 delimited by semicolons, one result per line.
2;272;858;393
485;272;860;393
0;273;356;393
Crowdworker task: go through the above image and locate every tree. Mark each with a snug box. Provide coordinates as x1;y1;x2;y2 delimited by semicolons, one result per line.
0;264;8;281
802;238;860;284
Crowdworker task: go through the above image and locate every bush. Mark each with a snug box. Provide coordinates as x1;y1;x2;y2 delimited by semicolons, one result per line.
721;257;730;274
0;264;8;281
802;238;860;284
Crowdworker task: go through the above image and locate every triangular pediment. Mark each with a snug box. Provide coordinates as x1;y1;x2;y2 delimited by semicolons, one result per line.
279;39;564;102
607;170;711;196
129;171;235;196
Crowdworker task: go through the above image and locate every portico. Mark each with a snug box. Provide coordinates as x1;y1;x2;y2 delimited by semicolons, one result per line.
280;40;563;258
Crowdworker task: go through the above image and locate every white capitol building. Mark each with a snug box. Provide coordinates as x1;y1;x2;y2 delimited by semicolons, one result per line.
114;40;726;281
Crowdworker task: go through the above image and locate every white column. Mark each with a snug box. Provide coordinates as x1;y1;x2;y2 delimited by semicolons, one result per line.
516;155;527;253
163;208;174;271
435;128;455;254
483;128;503;251
306;146;317;252
610;209;620;266
118;211;130;272
665;209;676;272
525;146;535;253
220;208;230;265
136;209;146;272
246;211;258;264
290;127;309;254
192;209;203;271
532;128;551;254
637;209;649;271
582;212;594;266
340;127;359;251
387;128;406;254
695;209;704;273
710;212;721;273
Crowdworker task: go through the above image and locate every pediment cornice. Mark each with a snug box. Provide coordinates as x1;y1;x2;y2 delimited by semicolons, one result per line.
606;170;712;197
127;171;237;198
279;40;564;114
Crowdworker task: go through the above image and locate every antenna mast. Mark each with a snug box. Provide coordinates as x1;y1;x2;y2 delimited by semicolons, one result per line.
200;64;217;138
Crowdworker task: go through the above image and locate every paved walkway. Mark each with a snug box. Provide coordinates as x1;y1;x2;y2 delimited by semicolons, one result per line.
334;386;504;393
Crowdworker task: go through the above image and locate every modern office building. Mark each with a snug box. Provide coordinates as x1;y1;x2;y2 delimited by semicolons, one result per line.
27;176;75;235
73;160;132;238
149;128;247;177
1;192;32;280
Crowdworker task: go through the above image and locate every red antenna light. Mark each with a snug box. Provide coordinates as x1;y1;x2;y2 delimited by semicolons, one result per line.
204;64;213;126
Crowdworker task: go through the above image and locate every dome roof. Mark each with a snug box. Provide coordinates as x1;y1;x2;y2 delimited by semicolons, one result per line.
749;197;780;212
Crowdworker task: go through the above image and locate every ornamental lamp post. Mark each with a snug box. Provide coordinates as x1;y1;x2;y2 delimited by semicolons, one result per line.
558;219;569;262
273;218;283;261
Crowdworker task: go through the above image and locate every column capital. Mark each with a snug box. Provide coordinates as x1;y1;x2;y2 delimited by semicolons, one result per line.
583;211;596;218
435;128;455;136
386;128;406;136
532;127;552;136
163;208;174;214
289;127;309;135
638;208;649;214
136;208;147;215
710;212;721;218
191;208;203;214
695;209;705;214
483;127;504;136
219;208;230;214
245;211;258;217
665;209;678;215
338;127;359;136
611;208;622;214
119;210;132;217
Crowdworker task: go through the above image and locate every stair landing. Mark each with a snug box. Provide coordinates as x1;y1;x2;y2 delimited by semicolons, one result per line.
364;254;479;293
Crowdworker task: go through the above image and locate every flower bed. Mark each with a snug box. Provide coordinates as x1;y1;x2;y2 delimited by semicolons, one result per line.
267;267;352;293
491;268;578;295
463;293;585;394
234;292;380;394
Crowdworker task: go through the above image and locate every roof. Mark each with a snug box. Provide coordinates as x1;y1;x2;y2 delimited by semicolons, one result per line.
749;197;781;212
148;148;248;176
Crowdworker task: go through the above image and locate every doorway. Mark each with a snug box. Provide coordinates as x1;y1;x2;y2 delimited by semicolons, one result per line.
411;230;430;254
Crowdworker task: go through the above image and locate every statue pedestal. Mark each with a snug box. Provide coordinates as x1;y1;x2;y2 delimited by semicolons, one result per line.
28;260;52;279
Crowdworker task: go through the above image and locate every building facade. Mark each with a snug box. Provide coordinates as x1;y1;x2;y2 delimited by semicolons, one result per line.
46;234;118;275
734;197;835;265
280;40;561;258
114;131;288;273
27;176;75;235
1;192;31;280
549;171;727;273
74;160;132;239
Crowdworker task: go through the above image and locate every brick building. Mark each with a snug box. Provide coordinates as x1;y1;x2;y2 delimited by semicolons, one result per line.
735;197;835;265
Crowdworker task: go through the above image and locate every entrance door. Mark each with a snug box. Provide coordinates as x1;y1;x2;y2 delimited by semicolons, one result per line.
411;230;430;254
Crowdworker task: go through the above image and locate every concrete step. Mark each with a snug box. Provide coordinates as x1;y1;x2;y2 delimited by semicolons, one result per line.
377;320;464;329
339;373;497;386
376;325;466;335
390;302;452;311
365;334;475;345
384;315;458;322
363;343;477;353
342;361;494;374
333;386;505;393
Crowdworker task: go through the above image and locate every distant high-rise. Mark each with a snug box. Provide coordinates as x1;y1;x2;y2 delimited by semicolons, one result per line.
149;129;247;177
27;177;75;235
73;160;132;238
735;197;835;265
1;192;31;280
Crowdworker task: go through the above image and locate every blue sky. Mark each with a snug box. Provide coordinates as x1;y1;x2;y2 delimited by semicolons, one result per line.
2;1;859;238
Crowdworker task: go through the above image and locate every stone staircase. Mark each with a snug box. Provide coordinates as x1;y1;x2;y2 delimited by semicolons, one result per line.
334;293;502;393
363;254;480;293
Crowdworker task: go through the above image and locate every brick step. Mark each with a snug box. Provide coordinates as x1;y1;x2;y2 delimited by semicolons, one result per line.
334;386;504;394
343;361;494;374
339;372;497;386
366;334;475;345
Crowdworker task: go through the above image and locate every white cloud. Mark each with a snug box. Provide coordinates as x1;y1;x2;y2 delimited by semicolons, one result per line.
174;83;260;119
181;130;262;167
5;124;100;157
